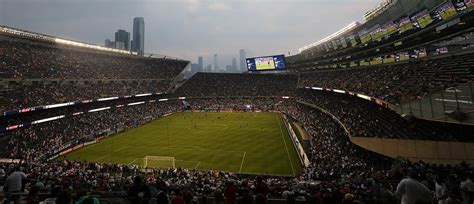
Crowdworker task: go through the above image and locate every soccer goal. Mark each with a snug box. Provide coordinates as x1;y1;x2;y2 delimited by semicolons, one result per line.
143;156;176;169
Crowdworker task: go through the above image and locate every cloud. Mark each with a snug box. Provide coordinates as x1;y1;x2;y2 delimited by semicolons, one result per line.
186;0;200;16
208;2;231;11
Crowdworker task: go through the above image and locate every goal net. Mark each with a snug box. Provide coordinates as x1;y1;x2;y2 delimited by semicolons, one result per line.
143;156;176;169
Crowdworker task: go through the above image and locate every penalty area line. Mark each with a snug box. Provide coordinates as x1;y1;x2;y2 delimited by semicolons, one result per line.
239;152;246;172
128;158;139;165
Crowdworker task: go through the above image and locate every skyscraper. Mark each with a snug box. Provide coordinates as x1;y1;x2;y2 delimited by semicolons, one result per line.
205;64;212;72
213;54;219;72
115;29;130;50
198;56;203;71
133;17;145;56
239;49;246;72
191;63;199;73
225;65;233;73
105;39;113;48
232;57;237;72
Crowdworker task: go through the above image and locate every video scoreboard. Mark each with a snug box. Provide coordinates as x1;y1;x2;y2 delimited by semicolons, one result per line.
246;54;286;71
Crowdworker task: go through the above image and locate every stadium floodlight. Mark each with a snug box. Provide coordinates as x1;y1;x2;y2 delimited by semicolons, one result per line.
0;25;55;42
135;93;152;97
46;102;75;109
31;115;65;125
97;96;119;102
364;0;398;21
299;21;359;53
127;101;145;106
88;107;111;113
54;38;134;55
0;25;136;55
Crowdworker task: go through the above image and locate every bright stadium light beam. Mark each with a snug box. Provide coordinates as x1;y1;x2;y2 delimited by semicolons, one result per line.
299;21;359;52
54;38;136;55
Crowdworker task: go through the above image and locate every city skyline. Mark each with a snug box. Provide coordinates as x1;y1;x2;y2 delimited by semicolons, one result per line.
0;0;381;61
190;52;244;73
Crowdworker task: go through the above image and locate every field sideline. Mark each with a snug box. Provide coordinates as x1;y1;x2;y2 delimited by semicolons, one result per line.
64;112;303;176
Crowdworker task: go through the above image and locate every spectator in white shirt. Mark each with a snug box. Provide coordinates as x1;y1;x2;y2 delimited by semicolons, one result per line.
395;171;432;204
460;174;474;204
435;176;448;204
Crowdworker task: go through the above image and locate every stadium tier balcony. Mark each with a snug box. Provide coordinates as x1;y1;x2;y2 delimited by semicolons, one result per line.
174;72;298;97
297;89;474;142
0;41;187;79
280;100;394;180
0;39;189;113
290;1;474;69
0;80;172;113
298;52;474;105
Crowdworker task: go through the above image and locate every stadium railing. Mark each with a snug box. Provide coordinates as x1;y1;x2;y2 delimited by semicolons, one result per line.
281;114;310;167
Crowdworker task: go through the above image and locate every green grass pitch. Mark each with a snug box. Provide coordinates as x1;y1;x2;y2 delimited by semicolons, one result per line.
64;112;303;176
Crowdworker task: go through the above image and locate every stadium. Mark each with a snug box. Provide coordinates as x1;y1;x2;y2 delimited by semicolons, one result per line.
1;0;474;204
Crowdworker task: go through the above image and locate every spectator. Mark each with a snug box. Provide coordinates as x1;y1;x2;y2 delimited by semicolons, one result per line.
395;170;432;204
171;191;185;204
56;189;73;204
213;189;224;204
43;186;61;204
75;189;99;204
183;189;196;204
128;176;151;204
255;177;269;196
24;186;40;204
3;166;27;204
255;194;267;204
224;181;237;204
460;174;474;204
156;191;169;204
435;176;448;204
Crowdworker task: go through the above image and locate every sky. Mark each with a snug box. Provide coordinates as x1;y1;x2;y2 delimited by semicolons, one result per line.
0;0;381;67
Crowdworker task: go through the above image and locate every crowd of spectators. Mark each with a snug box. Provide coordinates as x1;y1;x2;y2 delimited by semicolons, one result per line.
187;98;282;112
0;81;172;112
175;73;298;97
1;98;473;204
0;100;181;160
298;53;474;105
297;89;473;142
0;39;188;112
0;40;187;79
0;95;174;128
279;100;393;182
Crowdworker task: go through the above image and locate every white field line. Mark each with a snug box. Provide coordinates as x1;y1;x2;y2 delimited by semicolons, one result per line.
128;158;139;165
276;114;296;176
94;146;128;162
239;152;247;172
194;162;201;169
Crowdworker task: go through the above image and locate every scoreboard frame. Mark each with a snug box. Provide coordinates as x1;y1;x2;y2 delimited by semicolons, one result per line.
246;54;286;71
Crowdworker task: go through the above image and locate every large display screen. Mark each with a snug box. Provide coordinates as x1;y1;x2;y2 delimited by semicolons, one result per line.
246;55;286;71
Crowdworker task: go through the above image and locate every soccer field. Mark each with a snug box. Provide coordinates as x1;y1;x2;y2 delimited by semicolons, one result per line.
64;112;303;176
